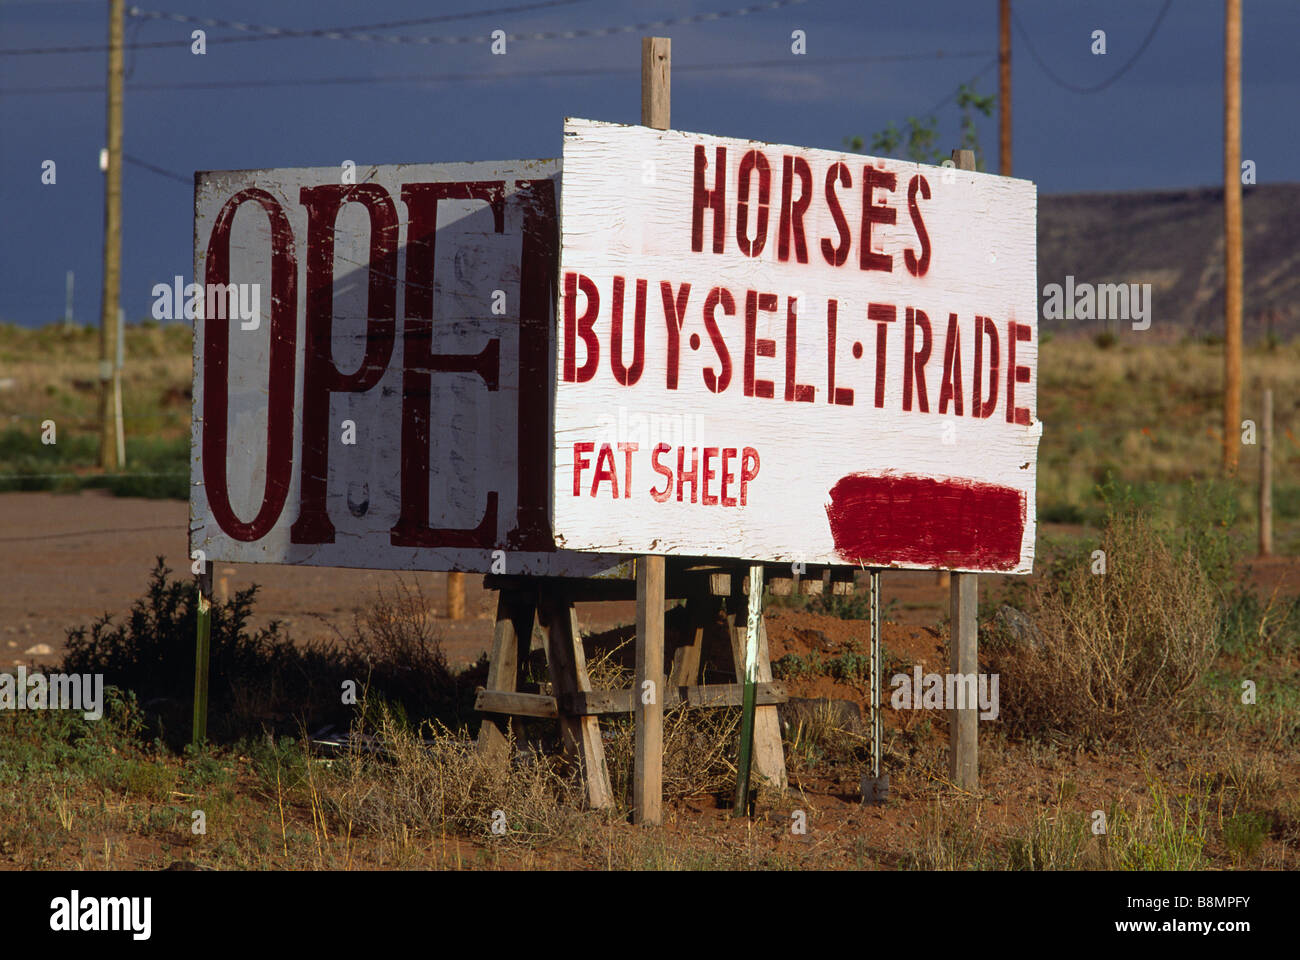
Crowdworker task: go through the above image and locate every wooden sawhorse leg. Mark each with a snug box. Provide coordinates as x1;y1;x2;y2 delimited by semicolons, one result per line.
476;586;537;763
537;591;614;810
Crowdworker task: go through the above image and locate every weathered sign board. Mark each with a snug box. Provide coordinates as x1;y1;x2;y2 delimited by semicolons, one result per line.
191;159;623;576
552;118;1041;573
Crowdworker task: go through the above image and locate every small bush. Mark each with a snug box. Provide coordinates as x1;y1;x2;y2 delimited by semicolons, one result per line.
1216;587;1300;658
1038;502;1085;525
61;559;484;746
989;509;1219;746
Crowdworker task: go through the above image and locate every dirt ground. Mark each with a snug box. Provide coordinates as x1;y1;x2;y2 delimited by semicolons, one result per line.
3;489;1297;871
0;489;991;671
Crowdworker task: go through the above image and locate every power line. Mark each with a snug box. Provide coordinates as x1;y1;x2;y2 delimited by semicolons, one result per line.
3;50;992;96
0;0;594;55
922;57;998;115
125;153;189;184
129;0;808;46
0;0;799;56
1011;0;1173;95
135;0;597;36
0;0;593;55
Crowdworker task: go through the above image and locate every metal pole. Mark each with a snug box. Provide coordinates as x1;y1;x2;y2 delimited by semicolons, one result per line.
192;560;213;745
861;569;889;804
870;570;880;780
733;564;762;815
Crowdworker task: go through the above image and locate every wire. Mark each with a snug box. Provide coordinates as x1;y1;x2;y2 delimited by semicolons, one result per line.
0;1;594;55
129;0;808;46
125;153;190;184
5;50;992;96
922;57;998;115
141;0;598;36
0;0;801;56
1012;0;1173;95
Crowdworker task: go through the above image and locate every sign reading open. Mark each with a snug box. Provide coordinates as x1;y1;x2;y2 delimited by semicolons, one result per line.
191;159;621;577
552;119;1041;573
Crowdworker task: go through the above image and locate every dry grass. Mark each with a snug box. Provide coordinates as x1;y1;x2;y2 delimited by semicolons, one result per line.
0;322;190;438
324;706;584;849
989;509;1219;747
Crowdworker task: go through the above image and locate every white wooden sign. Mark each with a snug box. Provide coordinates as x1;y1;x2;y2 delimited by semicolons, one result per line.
191;159;624;576
552;119;1041;573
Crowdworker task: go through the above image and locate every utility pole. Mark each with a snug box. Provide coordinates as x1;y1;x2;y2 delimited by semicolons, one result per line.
1223;0;1242;473
64;270;75;327
98;0;125;470
999;0;1011;176
1259;388;1273;556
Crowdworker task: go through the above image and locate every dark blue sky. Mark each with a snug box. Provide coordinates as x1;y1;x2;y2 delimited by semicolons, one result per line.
2;0;1296;328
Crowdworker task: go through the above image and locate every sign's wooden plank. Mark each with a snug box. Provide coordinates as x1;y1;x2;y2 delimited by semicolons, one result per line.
475;689;558;719
191;159;628;577
565;681;787;714
553;119;1041;573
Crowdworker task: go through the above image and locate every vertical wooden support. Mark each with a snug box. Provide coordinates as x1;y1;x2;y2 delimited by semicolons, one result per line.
446;571;466;620
477;588;537;762
113;306;125;467
539;592;613;809
726;572;788;793
1260;388;1273;556
998;0;1011;176
668;590;709;687
949;573;978;790
634;556;666;825
641;36;671;129
1223;0;1242;473
192;560;213;746
947;146;980;792
98;0;124;471
629;34;671;826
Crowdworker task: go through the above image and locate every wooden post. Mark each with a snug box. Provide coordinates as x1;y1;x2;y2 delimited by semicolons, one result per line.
998;0;1011;176
1223;0;1242;473
634;556;665;824
949;573;978;790
539;592;612;809
98;0;124;471
630;34;671;826
192;560;213;746
641;36;670;129
446;571;466;620
947;146;980;792
668;589;708;687
1260;388;1273;556
477;588;537;761
114;306;125;467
